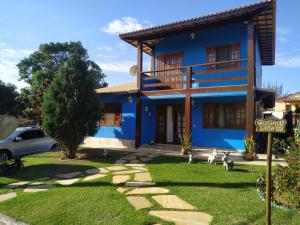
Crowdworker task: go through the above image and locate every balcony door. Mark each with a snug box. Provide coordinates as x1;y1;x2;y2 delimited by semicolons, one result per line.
156;53;183;89
156;104;185;144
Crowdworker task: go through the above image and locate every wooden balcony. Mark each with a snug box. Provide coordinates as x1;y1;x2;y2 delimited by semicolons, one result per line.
141;59;248;95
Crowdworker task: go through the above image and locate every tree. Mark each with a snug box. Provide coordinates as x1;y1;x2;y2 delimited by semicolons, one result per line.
41;55;100;159
18;41;107;124
263;82;288;98
0;80;18;115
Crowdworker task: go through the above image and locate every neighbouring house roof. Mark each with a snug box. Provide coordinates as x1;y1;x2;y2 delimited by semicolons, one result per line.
256;87;275;108
119;0;276;65
96;82;137;95
277;92;300;103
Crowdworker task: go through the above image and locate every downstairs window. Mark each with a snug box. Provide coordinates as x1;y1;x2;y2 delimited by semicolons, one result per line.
100;103;122;127
203;103;246;129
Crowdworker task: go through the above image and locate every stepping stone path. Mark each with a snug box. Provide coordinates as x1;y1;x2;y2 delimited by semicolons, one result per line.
6;181;29;189
134;172;152;182
125;181;155;187
149;210;213;225
55;178;79;186
126;196;152;210
23;184;55;193
56;171;82;179
112;175;130;185
35;177;50;181
106;166;127;171
0;192;17;202
112;152;213;225
0;214;28;225
83;174;106;181
85;168;108;175
112;169;142;175
152;195;195;210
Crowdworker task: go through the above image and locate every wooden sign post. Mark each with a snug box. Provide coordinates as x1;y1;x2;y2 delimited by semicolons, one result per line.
255;118;287;225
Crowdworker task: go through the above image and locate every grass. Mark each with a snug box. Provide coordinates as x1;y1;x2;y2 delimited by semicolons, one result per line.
0;148;299;225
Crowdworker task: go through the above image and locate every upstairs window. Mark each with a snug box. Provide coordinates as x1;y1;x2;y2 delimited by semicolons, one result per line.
207;43;240;69
203;103;246;129
100;103;122;127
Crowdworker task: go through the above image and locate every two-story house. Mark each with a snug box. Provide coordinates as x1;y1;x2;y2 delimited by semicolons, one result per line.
86;0;276;151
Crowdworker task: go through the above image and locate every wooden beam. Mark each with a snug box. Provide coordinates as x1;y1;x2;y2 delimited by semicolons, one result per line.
192;75;247;84
185;66;192;140
135;41;143;148
246;20;255;137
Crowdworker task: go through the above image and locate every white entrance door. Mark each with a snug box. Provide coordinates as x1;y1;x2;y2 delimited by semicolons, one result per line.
166;106;173;143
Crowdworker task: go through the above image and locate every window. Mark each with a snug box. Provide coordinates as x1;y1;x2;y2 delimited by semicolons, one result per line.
19;129;44;140
206;44;240;69
100;103;122;126
203;103;246;129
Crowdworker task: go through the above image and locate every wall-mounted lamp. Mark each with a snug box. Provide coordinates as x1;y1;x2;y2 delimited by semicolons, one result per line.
191;32;196;39
128;96;133;103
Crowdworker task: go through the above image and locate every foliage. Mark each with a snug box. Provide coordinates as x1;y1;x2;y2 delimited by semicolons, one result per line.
0;80;18;115
272;142;300;210
263;82;288;98
294;123;300;141
179;134;191;151
17;42;107;124
41;55;100;159
244;135;255;154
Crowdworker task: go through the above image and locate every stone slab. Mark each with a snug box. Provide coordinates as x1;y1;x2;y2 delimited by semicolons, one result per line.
30;182;43;186
0;214;28;225
121;155;137;160
126;187;169;195
131;166;148;171
6;181;29;189
134;172;152;182
35;177;50;181
98;168;109;173
83;174;106;181
112;175;130;185
55;178;79;186
140;157;152;162
0;193;16;202
126;196;152;210
115;159;127;164
129;160;141;164
85;168;101;175
125;182;155;187
116;187;128;193
112;170;142;175
106;166;127;171
23;184;55;193
125;163;145;167
149;210;213;225
152;195;195;210
56;171;82;179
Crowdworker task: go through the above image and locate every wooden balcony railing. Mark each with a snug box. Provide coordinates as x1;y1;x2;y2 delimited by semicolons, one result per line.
141;59;248;91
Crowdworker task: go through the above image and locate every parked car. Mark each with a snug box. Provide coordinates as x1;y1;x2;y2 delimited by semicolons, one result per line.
0;127;57;162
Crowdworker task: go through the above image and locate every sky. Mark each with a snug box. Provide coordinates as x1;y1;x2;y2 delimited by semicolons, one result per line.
0;0;299;94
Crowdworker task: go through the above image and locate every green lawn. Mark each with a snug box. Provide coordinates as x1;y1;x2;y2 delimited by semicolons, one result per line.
0;149;299;225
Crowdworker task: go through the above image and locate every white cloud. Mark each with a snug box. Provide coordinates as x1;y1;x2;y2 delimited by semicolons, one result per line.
96;60;136;73
101;17;147;34
51;15;61;20
0;43;32;90
96;45;113;52
276;52;300;68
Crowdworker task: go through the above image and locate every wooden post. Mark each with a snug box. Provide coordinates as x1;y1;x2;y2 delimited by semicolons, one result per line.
135;41;143;148
185;66;192;139
246;20;255;137
266;132;273;225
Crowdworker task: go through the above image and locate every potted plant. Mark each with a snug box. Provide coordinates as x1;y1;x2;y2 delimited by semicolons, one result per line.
179;134;191;155
243;135;255;160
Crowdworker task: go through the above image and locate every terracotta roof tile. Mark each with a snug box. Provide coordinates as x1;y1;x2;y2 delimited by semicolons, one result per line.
96;82;137;94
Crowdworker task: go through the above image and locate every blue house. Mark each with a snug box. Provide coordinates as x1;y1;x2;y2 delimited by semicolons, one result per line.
88;0;276;151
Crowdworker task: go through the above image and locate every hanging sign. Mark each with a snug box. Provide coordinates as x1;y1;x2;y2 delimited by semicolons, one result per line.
255;118;287;133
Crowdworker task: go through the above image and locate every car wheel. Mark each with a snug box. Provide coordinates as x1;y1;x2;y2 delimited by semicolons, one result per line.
0;151;10;163
51;144;59;151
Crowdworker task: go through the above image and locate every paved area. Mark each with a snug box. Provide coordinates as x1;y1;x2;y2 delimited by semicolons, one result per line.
0;193;17;202
83;174;106;181
126;196;152;210
112;175;130;185
0;214;28;225
56;171;82;179
134;172;152;182
23;184;55;193
152;195;195;210
55;178;79;186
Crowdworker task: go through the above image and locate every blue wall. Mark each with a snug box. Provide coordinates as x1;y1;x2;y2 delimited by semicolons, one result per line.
139;95;246;150
94;94;136;140
145;23;249;90
192;96;246;150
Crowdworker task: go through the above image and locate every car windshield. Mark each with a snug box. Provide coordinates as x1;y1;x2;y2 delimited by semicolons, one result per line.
3;129;20;140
